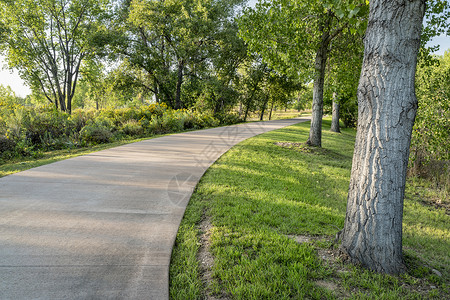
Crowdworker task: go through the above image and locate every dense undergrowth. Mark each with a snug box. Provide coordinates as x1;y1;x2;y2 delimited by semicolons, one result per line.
0;102;239;163
170;120;449;299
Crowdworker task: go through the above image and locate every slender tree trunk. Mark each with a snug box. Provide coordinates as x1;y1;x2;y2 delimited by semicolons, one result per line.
244;103;250;121
307;23;330;147
58;95;66;112
340;0;425;274
67;65;72;114
330;93;340;133
175;60;184;109
213;93;219;115
153;79;160;103
269;101;274;120
260;97;268;121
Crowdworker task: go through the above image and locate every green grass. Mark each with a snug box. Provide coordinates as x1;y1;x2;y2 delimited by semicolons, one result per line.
246;109;309;121
170;120;449;299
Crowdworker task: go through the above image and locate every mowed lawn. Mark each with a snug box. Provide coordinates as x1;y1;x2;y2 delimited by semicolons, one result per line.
170;120;449;299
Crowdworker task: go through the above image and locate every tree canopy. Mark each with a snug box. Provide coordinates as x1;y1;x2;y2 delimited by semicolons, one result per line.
0;0;111;113
239;0;368;146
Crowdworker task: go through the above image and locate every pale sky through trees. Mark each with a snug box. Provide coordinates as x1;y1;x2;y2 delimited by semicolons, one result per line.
0;0;448;98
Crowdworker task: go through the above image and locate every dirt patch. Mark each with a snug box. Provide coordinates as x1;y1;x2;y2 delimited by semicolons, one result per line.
286;234;330;244
286;234;313;243
406;180;449;215
315;280;340;292
419;195;450;215
198;216;230;300
275;142;319;154
318;248;341;264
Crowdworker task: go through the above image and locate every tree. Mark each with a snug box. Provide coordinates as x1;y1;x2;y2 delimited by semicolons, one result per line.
237;58;267;121
324;31;364;132
239;0;368;146
0;0;110;113
111;0;245;109
184;21;248;116
339;0;426;274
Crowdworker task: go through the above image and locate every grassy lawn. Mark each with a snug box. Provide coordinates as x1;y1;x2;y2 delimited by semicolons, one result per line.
246;109;309;122
170;120;449;299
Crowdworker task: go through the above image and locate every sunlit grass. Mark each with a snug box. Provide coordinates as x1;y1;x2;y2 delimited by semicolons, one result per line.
170;120;449;299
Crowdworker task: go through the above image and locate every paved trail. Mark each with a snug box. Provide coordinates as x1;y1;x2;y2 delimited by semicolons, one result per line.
0;118;308;299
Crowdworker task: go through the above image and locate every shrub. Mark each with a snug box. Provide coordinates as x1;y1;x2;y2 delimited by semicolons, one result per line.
121;119;144;136
146;102;167;117
215;112;241;125
0;135;16;153
161;110;185;132
87;114;116;130
22;109;71;150
192;112;220;128
410;52;450;189
69;109;95;133
0;102;225;160
145;116;163;134
80;124;113;145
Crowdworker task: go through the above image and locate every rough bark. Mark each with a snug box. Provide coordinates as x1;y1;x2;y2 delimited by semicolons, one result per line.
307;23;330;147
330;94;341;133
340;0;425;274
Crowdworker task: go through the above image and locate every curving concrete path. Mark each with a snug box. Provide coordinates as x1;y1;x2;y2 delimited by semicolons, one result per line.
0;118;309;299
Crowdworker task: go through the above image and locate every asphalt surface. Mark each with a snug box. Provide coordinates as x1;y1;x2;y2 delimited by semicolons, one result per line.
0;118;308;299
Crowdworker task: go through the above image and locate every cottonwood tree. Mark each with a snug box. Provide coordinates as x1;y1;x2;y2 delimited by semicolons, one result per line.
111;0;245;109
325;31;363;133
239;0;368;146
339;0;426;274
339;0;450;274
0;0;110;113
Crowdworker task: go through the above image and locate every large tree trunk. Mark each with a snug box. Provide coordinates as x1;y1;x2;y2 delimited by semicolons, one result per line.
330;93;340;133
340;0;425;274
307;23;330;147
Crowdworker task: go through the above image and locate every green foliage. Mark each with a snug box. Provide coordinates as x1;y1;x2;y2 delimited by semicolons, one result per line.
236;58;302;121
323;30;363;128
80;123;113;145
110;0;247;109
120;119;144;136
411;51;450;188
0;0;111;112
0;102;233;162
419;0;450;63
238;0;368;79
338;96;358;128
0;135;16;154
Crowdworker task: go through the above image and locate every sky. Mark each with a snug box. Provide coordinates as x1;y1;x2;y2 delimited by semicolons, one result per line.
0;22;449;98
